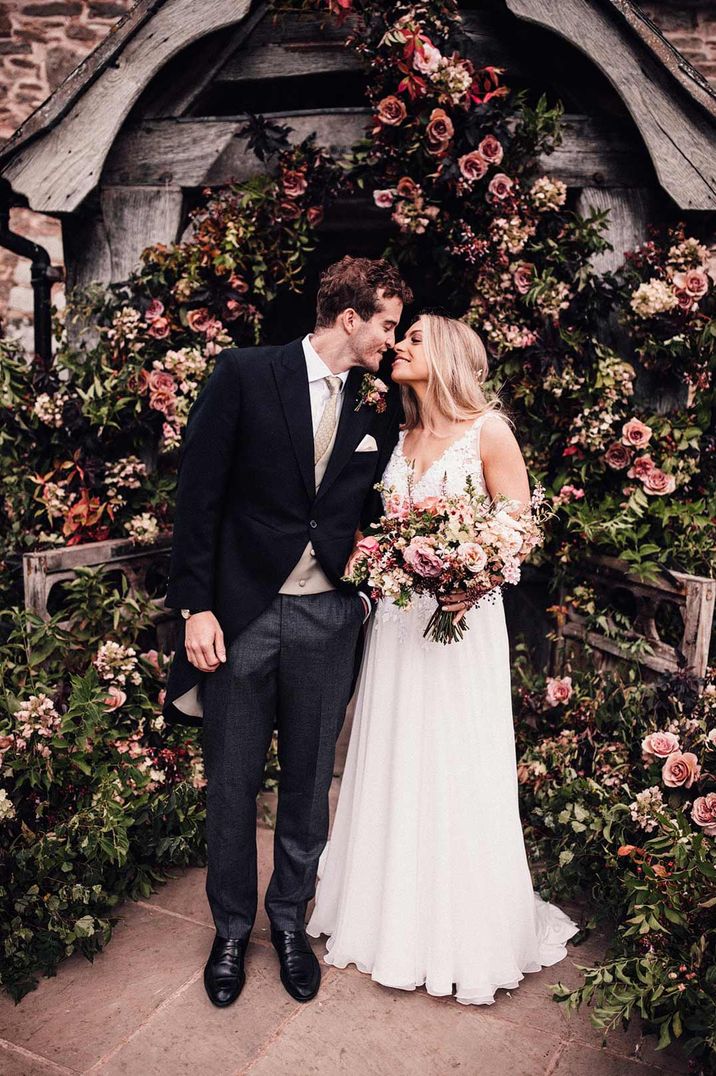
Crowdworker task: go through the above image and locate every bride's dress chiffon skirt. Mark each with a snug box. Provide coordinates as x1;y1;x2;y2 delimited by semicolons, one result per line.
307;593;578;1005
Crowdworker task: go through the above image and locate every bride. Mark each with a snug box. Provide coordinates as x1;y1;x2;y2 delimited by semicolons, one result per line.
307;313;578;1005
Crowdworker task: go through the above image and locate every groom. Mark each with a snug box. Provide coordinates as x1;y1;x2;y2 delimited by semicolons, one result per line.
163;256;412;1007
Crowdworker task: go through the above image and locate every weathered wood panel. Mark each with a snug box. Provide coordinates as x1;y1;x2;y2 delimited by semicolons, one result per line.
218;44;364;82
23;536;178;656
0;0;166;168
102;112;649;189
101;186;184;281
103;111;371;187
505;0;716;209
23;537;172;621
555;555;715;680
138;2;271;120
575;187;652;274
2;0;253;213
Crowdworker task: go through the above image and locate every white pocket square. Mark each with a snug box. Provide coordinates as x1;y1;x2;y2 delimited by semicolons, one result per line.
355;434;378;453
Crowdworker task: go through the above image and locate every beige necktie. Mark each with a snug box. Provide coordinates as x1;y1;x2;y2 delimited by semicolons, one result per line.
314;375;343;463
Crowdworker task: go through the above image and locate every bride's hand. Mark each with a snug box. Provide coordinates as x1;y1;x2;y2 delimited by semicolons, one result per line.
439;589;469;624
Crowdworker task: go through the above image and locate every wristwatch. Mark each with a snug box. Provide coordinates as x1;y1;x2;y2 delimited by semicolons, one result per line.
180;608;206;619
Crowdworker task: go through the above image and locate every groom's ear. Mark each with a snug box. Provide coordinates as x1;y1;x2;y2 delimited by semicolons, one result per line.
340;307;361;335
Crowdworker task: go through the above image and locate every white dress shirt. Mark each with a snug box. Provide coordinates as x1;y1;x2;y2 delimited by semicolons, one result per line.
295;334;371;621
303;333;349;432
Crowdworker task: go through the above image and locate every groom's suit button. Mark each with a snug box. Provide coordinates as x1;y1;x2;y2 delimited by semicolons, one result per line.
309;520;318;529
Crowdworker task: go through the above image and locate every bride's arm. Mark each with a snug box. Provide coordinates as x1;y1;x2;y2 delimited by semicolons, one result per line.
480;414;530;506
441;416;531;623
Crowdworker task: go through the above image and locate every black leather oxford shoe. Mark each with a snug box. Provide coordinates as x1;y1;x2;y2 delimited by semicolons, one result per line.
270;927;321;1002
203;934;248;1007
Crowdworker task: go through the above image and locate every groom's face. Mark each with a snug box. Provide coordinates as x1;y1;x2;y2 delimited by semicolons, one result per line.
348;293;403;373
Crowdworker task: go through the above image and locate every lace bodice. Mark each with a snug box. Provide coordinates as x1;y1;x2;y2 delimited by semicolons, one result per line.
381;411;502;505
374;412;505;642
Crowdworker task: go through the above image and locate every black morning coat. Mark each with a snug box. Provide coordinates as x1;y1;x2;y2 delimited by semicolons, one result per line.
161;336;401;726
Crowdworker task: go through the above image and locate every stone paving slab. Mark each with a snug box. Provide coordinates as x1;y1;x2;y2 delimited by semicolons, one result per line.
0;1044;74;1076
244;962;564;1076
0;903;209;1073
93;943;300;1076
0;783;690;1076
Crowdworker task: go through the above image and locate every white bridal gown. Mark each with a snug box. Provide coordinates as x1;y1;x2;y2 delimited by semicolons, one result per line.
307;411;578;1005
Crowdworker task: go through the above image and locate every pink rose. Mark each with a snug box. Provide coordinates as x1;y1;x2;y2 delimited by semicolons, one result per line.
145;299;165;322
346;535;380;576
373;189;396;209
307;206;324;227
621;418;652;449
149;386;177;417
478;134;503;165
545;675;573;706
104;686;127;711
147;317;170;339
457;542;488;573
662;750;701;788
641;730;680;760
282;169;308;199
413;38;441;75
457;150;488;183
186;307;214;333
604;442;633;470
277;201;301;222
403;536;444;577
425;108;454;155
487;173;514;200
642;468;676;496
627;454;655;480
0;734;13;754
415;496;445;516
148;370;176;394
692;792;716;836
377;95;407;126
140;649;161;671
229;274;249;294
397;176;420;201
673;288;696;312
511;261;533;294
707;727;716;745
356;536;379;557
673;268;709;299
158;688;166;707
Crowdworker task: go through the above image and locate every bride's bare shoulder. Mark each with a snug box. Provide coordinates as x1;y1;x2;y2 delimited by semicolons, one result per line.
478;412;522;458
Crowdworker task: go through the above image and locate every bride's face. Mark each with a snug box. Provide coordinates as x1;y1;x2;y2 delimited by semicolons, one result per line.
391;320;429;385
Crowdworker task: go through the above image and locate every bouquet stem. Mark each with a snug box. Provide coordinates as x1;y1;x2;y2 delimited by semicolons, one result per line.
423;605;471;645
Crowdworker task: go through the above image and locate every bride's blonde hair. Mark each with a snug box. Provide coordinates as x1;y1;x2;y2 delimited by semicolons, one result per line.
400;313;503;431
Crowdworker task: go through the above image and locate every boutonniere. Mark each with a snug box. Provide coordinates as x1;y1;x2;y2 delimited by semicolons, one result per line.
355;373;388;413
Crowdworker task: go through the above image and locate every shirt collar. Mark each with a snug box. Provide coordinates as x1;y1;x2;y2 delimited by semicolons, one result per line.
302;334;349;389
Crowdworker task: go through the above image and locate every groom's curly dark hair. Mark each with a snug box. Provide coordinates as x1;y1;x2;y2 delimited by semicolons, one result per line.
314;256;413;328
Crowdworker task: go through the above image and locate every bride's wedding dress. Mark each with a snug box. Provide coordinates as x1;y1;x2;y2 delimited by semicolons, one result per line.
307;411;578;1005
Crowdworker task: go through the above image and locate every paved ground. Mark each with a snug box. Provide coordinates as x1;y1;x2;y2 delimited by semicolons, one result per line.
0;781;689;1076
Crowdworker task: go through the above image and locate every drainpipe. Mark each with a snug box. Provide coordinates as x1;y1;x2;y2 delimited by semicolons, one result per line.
0;199;63;370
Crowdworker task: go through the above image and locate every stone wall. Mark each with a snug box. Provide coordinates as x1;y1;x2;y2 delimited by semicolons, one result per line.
0;0;132;343
640;1;716;83
0;0;715;343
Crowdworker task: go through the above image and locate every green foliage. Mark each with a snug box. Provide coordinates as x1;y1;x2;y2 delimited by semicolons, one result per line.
0;569;208;1001
514;659;716;1072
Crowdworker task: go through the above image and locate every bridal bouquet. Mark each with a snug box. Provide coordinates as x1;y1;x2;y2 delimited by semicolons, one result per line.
344;478;549;643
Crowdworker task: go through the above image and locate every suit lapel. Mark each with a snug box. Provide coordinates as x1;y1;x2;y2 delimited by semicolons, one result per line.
271;338;315;500
316;366;373;501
